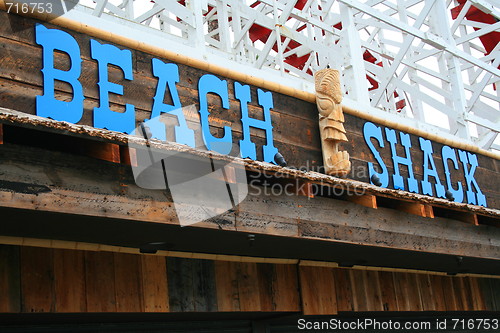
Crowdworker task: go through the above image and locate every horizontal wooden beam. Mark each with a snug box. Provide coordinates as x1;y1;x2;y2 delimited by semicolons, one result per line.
0;145;499;261
1;109;497;220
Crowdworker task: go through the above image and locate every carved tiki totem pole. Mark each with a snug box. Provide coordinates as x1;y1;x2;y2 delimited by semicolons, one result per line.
314;68;351;177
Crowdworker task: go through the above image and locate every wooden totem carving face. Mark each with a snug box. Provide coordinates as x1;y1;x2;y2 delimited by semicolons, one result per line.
314;69;351;177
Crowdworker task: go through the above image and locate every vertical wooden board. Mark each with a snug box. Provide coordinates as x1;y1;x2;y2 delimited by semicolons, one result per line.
85;251;116;312
214;261;240;311
428;275;446;311
140;255;169;312
441;276;460;311
364;270;384;311
273;264;300;312
393;272;411;311
407;274;424;311
53;249;86;312
416;274;436;311
333;268;354;312
20;247;55;313
166;257;194;312
300;266;337;315
349;269;368;312
114;253;143;312
256;263;274;312
489;278;500;311
0;245;21;312
466;277;486;311
452;277;469;311
192;259;218;312
378;271;398;311
299;266;318;315
0;123;3;145
477;278;493;311
237;262;261;312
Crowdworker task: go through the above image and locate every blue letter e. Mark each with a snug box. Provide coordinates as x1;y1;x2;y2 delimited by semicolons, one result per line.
35;24;83;124
91;39;135;134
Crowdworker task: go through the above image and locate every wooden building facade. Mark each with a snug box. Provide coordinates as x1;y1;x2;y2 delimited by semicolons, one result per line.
0;7;499;332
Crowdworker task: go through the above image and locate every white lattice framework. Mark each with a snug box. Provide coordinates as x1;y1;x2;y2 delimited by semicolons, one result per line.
62;0;500;150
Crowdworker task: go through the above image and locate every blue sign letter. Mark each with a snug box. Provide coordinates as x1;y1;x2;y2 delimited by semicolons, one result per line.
198;74;232;154
363;122;389;188
419;138;445;197
458;150;487;207
35;24;83;123
442;146;464;203
385;128;419;193
235;83;278;163
147;58;194;146
91;39;135;134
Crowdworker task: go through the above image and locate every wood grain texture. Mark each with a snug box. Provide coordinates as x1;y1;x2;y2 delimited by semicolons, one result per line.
215;261;240;311
140;255;169;312
85;251;116;312
442;276;460;311
378;271;398;311
300;265;337;315
3;245;500;315
53;249;86;312
237;262;261;312
167;257;195;312
20;246;55;312
256;263;274;312
273;264;300;312
333;268;354;312
114;253;143;312
167;257;218;312
0;245;20;312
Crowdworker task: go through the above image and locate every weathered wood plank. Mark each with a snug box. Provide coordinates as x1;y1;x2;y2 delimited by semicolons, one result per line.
478;278;500;311
467;277;486;311
53;249;86;312
489;278;500;311
237;262;261;311
273;264;300;312
393;272;412;311
114;253;143;312
300;266;337;315
442;276;460;311
85;251;116;312
429;275;447;311
364;270;384;311
416;274;436;311
215;261;240;311
140;255;169;312
349;269;368;312
378;271;398;311
192;259;218;312
333;268;354;312
20;246;55;312
166;257;195;312
0;245;20;312
256;263;274;312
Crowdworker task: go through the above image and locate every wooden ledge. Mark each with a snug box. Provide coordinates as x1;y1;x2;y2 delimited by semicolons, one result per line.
1;108;499;224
